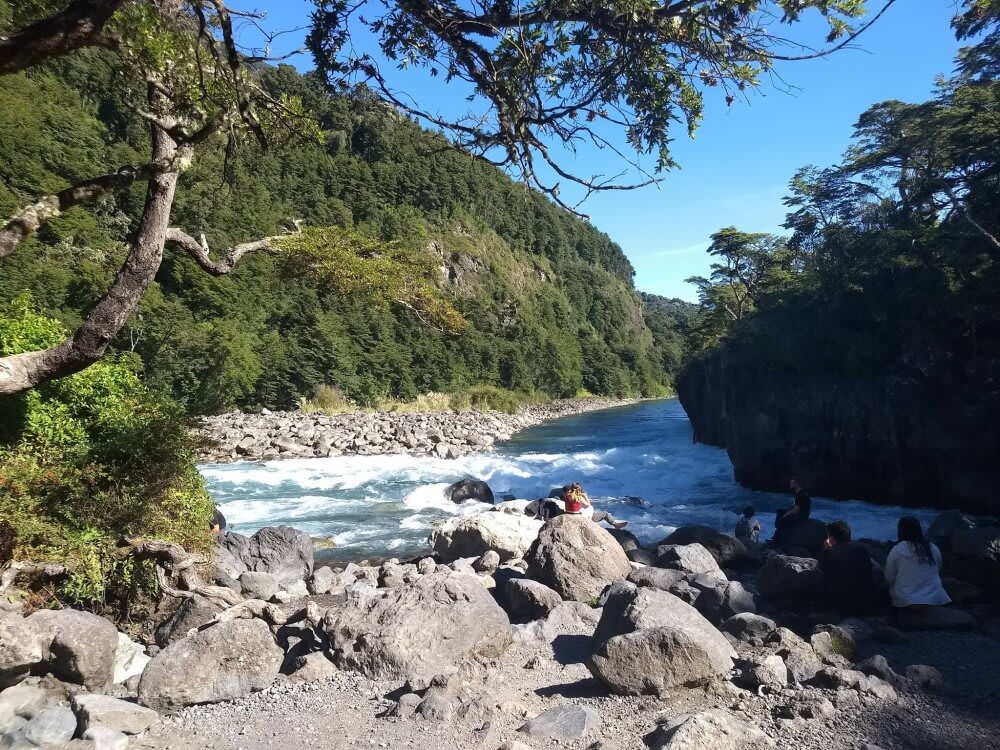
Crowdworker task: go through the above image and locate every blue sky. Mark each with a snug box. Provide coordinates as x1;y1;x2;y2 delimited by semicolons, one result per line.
243;2;964;301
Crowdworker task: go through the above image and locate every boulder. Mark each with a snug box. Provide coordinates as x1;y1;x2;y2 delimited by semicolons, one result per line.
24;609;118;690
0;684;48;719
525;515;631;602
722;612;776;642
655;543;726;581
239;571;280;601
766;628;822;683
0;618;45;689
154;592;230;647
447;479;495;505
112;632;150;685
757;554;820;602
213;531;251;589
430;512;542;563
246;526;314;586
927;509;976;552
82;726;129;750
286;652;338;684
21;705;77;747
737;654;788;689
308;567;338;595
896;606;975;630
518;704;600;740
138;619;283;712
504;579;563;623
607;528;643;554
662;526;748;567
650;709;775;750
948;525;1000;596
773;519;828;556
588;582;734;694
691;580;756;625
473;551;500;574
627;567;686;592
71;694;158;735
904;664;943;690
320;573;511;682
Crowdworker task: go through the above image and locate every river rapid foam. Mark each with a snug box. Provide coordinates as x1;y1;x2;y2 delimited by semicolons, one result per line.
200;399;942;562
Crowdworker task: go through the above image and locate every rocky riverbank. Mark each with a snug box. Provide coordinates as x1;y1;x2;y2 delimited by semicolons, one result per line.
2;494;998;750
196;398;643;463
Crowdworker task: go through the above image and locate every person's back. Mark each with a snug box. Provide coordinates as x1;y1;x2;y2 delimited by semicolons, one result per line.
820;542;876;612
885;540;950;608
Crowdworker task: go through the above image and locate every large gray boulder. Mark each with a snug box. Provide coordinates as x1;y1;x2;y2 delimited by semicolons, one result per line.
24;609;117;690
247;526;314;586
587;582;734;694
655;543;726;580
71;694;158;735
21;705;77;747
949;525;1000;596
320;573;511;682
691;580;756;625
662;526;748;567
927;510;975;552
0;618;45;689
649;709;775;750
505;579;563;623
774;519;829;556
627;567;687;592
213;531;252;589
154;592;230;647
525;515;631;602
446;479;495;504
430;512;542;563
757;554;820;602
518;704;601;740
138;619;283;712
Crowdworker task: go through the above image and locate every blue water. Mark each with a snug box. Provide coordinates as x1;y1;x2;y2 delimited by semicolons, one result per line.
199;399;942;562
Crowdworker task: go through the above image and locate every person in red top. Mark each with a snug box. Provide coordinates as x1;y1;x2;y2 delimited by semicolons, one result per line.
561;484;628;529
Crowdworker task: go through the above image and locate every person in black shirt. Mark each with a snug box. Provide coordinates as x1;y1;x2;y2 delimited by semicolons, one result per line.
818;520;880;612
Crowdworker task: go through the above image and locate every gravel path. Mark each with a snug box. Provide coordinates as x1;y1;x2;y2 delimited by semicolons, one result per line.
133;613;1000;750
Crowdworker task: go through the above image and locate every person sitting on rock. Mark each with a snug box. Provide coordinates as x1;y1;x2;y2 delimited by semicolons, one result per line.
818;520;879;613
209;506;227;534
774;478;811;542
886;516;950;613
562;483;628;529
735;505;761;543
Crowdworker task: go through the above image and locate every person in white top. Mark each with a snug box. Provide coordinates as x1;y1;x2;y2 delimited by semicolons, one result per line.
884;516;951;609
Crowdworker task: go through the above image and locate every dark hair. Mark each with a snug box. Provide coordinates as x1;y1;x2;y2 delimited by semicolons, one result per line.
898;516;935;565
742;505;755;518
826;520;851;545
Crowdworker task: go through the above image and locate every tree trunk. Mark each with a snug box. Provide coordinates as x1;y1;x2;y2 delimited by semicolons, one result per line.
0;124;179;395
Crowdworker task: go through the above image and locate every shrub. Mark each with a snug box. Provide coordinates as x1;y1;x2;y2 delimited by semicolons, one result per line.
298;384;355;415
377;391;452;413
0;295;213;614
450;385;525;414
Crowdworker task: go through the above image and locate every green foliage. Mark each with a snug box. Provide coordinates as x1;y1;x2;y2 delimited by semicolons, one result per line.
0;51;688;412
450;385;527;414
0;297;212;610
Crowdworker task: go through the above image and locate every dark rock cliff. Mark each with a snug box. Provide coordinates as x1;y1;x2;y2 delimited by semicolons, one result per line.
677;348;1000;516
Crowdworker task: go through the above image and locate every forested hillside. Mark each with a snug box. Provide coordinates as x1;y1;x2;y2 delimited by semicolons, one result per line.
0;43;685;413
677;7;1000;513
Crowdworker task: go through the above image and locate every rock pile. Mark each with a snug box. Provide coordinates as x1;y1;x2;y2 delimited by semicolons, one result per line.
196;398;637;462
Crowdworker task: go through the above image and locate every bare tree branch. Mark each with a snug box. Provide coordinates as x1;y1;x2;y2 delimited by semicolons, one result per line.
165;221;301;275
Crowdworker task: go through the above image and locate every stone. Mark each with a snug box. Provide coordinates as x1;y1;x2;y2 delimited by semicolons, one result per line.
810;629;855;665
588;582;734;694
82;726;129;750
874;624;909;644
0;618;45;689
661;526;748;567
904;664;943;690
416;688;453;722
416;558;436;575
856;655;901;687
692;580;756;625
739;654;787;689
308;567;338;595
757;554;820;602
246;526;314;586
239;571;280;601
649;709;775;750
71;693;158;734
766;628;822;684
447;479;495;504
153;593;229;647
862;676;897;700
213;531;252;588
927;509;976;551
473;551;501;575
811;667;865;691
431;512;542;563
946;525;1000;595
0;685;48;719
722;613;776;641
504;579;563;623
320;572;511;682
607;528;643;554
627;567;686;592
287;652;338;684
525;515;631;602
284;579;310;599
389;693;422;718
518;704;600;740
112;633;149;685
655;543;726;580
896;606;975;630
776;694;836;721
22;705;77;747
773;518;829;556
24;609;118;690
138;619;283;712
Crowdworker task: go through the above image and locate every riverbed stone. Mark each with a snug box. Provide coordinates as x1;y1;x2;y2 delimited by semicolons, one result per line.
22;705;77;746
518;704;601;739
71;693;158;735
649;709;775;750
661;526;748;567
24;609;118;690
431;512;542;563
655;543;726;580
0;618;45;689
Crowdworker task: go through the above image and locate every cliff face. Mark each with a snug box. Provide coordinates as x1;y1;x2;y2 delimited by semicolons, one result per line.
677;349;1000;516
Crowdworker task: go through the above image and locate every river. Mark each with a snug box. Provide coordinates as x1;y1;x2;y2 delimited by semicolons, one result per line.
199;398;942;562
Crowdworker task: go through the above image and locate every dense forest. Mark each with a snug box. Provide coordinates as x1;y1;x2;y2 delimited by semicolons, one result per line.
678;6;1000;513
0;33;690;414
